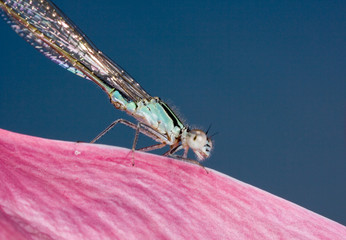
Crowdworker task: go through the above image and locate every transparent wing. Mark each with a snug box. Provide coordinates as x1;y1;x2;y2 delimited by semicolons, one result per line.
0;0;151;102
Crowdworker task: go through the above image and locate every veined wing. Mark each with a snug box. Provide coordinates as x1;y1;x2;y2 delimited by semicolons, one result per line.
0;0;151;102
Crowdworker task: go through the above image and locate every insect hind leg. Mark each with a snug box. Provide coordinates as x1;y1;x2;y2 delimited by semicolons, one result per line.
90;119;170;165
90;119;138;143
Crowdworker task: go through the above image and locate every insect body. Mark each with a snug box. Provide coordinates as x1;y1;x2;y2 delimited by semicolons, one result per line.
0;0;212;161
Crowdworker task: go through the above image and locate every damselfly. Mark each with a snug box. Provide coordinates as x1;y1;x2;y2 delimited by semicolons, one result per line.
0;0;213;163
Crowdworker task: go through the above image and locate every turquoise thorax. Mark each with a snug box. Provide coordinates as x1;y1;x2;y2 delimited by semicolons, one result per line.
110;90;184;144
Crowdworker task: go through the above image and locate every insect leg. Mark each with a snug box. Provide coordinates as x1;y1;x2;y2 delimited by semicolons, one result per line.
90;119;137;143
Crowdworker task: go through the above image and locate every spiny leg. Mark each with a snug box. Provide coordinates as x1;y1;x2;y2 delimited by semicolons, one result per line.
165;145;208;173
91;118;169;144
131;123;169;165
90;119;171;165
131;122;141;166
91;119;207;172
90;119;137;143
137;142;167;152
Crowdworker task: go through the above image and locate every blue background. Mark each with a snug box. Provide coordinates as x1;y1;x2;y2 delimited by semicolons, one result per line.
0;0;345;224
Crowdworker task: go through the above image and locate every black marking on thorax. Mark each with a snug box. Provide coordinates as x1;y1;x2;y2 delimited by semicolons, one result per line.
160;101;183;130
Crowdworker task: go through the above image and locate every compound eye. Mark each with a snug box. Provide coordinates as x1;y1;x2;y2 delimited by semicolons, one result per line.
187;130;207;150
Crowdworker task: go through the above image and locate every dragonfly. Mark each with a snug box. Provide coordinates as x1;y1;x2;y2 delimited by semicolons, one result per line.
0;0;213;164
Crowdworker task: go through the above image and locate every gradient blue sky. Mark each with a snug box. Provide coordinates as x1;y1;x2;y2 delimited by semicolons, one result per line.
0;0;345;224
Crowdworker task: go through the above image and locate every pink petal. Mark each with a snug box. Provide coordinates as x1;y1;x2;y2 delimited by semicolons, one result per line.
0;128;345;239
